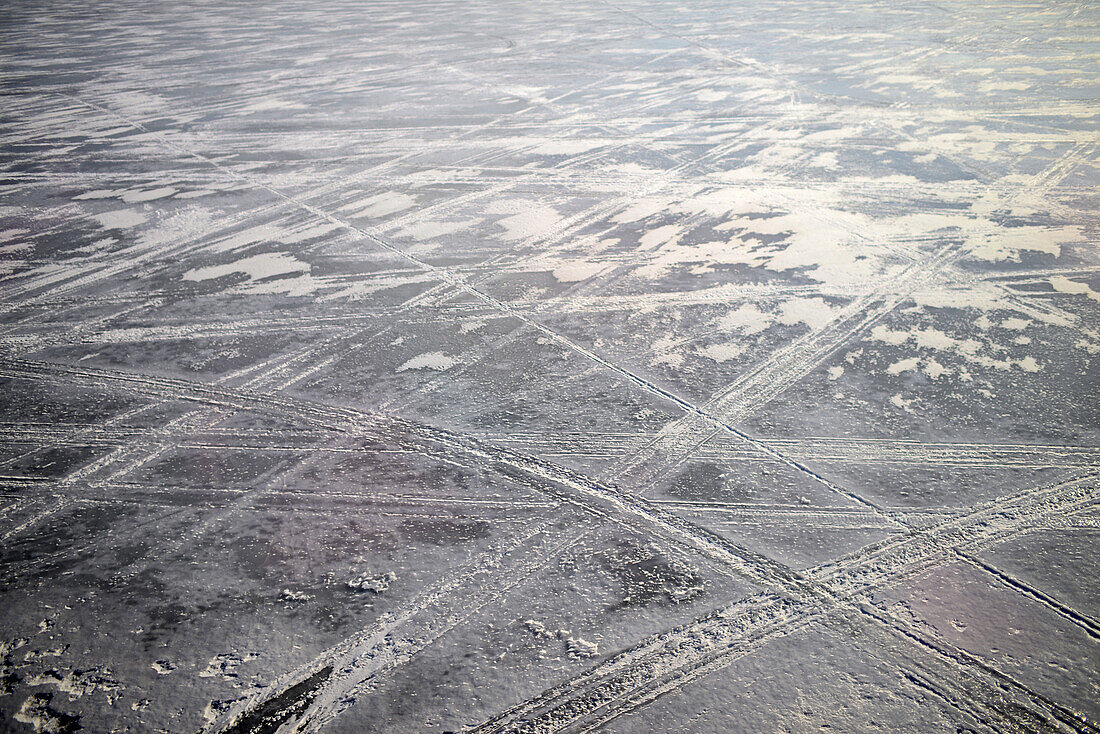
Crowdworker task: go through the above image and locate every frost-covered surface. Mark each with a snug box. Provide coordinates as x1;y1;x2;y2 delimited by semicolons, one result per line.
0;0;1098;731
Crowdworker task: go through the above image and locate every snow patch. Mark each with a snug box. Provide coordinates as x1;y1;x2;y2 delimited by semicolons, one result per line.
340;191;417;218
1050;275;1100;303
121;187;176;203
698;341;745;363
719;304;772;334
778;297;836;330
347;571;396;593
396;352;457;373
182;252;309;283
90;209;147;229
552;261;606;283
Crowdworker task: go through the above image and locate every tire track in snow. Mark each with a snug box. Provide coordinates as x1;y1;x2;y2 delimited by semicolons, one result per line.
7;423;1097;472
0;357;812;589
58;90;905;521
469;473;1100;734
25;56;1091;734
603;244;965;487
214;517;596;734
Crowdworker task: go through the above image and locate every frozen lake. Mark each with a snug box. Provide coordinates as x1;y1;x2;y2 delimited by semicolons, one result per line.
0;0;1098;731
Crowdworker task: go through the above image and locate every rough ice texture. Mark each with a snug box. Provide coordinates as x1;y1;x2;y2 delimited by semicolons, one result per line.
0;0;1098;732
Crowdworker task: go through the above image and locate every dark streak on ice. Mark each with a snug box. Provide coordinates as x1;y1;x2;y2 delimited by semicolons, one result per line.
219;665;333;734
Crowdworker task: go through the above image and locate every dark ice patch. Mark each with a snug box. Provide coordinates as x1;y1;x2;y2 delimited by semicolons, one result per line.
598;541;705;609
399;517;489;546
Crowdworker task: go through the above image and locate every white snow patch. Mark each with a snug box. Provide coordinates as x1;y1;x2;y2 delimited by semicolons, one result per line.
698;341;745;363
340;191;417;218
778;297;836;330
74;189;124;200
399;219;477;240
182;253;309;283
487;201;561;242
280;221;341;245
524;620;552;638
151;659;175;675
396;352;457;372
198;653;257;680
531;139;605;155
886;357;920;375
244;273;323;296
923;359;950;379
16;694;72;733
209;224;284;253
552;261;606;283
0;228;29;242
639;224;683;250
347;571;396;593
121;187;176;203
719;304;772;334
1000;317;1030;330
459;320;485;334
653;351;685;368
175;189;216;199
1050;275;1100;302
612;198;669;223
27;666;122;701
890;394;916;413
240;97;307;112
1017;355;1041;372
91;209;147;229
565;637;599;659
695;89;730;102
968;225;1082;262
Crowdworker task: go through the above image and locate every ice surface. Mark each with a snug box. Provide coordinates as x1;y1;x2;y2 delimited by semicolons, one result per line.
0;0;1098;732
